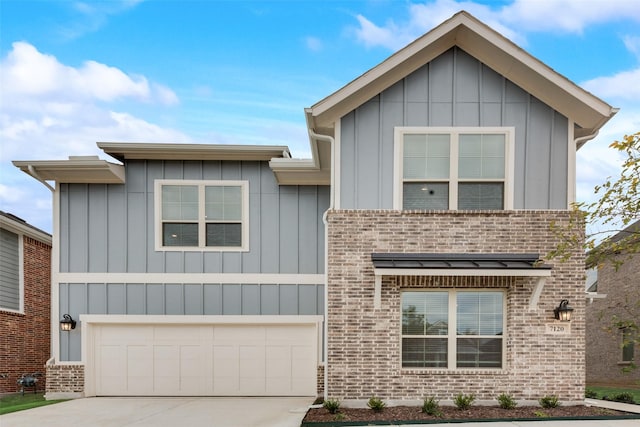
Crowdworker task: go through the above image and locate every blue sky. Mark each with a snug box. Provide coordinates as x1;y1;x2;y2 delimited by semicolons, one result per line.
1;0;639;233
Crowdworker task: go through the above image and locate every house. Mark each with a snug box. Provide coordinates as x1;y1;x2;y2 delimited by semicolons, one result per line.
0;211;52;394
13;11;617;403
586;220;640;387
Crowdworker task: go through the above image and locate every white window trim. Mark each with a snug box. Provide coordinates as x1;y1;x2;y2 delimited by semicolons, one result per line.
154;179;249;252
0;230;24;314
393;127;515;210
400;289;507;371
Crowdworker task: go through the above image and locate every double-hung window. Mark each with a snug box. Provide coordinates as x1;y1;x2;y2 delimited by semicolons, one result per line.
401;290;505;369
621;327;635;363
394;127;514;210
155;180;248;251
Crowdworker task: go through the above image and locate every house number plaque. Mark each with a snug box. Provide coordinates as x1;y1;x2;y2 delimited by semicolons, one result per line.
545;323;571;335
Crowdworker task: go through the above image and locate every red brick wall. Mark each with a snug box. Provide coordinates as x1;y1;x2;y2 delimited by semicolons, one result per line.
0;236;51;394
326;210;585;403
586;252;640;386
45;364;84;394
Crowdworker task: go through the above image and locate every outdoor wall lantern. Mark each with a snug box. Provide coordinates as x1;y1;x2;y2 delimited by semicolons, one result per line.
60;314;77;331
553;299;574;322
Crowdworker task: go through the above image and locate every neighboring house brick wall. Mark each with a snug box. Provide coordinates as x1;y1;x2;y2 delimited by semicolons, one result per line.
326;210;585;402
0;236;51;394
586;252;640;386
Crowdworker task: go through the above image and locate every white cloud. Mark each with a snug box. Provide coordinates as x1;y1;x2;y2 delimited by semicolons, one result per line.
59;0;143;40
623;35;640;59
0;41;189;231
582;68;640;100
305;36;324;52
1;42;178;105
350;0;640;50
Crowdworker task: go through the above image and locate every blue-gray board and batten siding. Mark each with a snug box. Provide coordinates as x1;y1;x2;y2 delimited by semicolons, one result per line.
59;160;329;274
340;47;570;210
57;159;328;361
59;282;324;361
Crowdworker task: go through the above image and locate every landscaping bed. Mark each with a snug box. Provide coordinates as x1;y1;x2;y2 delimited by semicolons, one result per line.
302;403;639;426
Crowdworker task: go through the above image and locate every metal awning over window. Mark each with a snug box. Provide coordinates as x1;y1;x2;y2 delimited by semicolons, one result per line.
371;253;552;310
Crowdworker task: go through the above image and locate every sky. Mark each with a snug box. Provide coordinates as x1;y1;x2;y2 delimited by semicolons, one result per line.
1;0;639;234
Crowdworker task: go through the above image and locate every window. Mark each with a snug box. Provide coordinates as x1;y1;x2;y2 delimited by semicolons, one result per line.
401;290;504;369
155;180;248;251
0;228;21;312
394;127;514;210
622;328;635;363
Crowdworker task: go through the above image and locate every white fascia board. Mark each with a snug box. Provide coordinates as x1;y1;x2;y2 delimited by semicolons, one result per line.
13;159;125;184
98;142;290;162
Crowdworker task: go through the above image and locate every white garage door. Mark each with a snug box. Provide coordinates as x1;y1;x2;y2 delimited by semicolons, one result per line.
91;322;318;396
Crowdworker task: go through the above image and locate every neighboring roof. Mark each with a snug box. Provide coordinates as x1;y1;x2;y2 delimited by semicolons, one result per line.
306;10;617;144
608;218;640;244
371;253;551;272
0;211;51;244
97;142;290;162
13;156;125;184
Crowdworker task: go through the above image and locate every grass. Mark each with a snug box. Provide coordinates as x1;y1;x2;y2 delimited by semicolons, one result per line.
586;385;640;404
0;392;67;415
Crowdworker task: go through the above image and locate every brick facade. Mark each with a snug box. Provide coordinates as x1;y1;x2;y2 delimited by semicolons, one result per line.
326;209;585;403
0;236;51;395
586;252;640;386
45;364;85;395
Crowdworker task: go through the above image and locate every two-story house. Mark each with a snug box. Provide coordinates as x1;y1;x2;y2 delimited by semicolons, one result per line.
14;11;617;404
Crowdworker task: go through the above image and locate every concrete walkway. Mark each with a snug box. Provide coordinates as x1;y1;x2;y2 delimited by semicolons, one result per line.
0;397;313;427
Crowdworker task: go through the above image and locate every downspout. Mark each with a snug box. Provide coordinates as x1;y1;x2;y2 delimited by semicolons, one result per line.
308;124;335;402
27;166;59;365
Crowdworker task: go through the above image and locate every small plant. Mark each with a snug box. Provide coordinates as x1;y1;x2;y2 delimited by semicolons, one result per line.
367;396;386;412
322;398;341;414
453;393;475;410
534;410;549;418
585;388;598;399
539;395;560;409
497;393;517;409
421;396;443;417
611;392;636;404
333;412;346;421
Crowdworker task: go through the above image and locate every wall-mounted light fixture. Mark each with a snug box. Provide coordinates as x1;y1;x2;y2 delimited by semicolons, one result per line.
553;299;573;322
60;314;76;331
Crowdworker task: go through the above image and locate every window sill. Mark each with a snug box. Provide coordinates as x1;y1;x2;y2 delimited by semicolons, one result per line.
617;361;634;366
401;368;508;376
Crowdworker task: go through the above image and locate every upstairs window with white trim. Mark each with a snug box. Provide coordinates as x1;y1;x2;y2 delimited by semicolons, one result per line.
155;180;248;251
394;127;514;210
401;290;505;370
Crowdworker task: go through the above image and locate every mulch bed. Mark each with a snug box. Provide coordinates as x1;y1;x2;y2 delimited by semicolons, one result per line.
303;404;638;425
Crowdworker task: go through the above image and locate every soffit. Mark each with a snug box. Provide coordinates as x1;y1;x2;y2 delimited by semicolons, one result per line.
12;157;126;184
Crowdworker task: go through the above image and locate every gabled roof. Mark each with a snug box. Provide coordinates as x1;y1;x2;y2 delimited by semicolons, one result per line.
306;11;617;141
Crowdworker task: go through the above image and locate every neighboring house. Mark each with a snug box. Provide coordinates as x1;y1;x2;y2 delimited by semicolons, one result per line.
13;11;617;403
586;220;640;386
0;211;52;394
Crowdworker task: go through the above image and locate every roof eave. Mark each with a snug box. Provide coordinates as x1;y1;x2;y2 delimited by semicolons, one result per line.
12;158;126;184
97;142;291;162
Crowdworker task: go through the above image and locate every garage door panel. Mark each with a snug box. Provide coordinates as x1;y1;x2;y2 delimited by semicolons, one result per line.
93;321;317;396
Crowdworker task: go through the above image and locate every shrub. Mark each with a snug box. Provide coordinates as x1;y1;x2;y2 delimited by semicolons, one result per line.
453;393;475;410
497;393;517;409
322;398;341;414
421;396;443;417
367;396;386;412
539;395;560;408
585;389;598;399
611;392;636;404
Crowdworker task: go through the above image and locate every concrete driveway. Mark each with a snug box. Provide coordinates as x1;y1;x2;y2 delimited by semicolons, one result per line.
0;397;313;427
